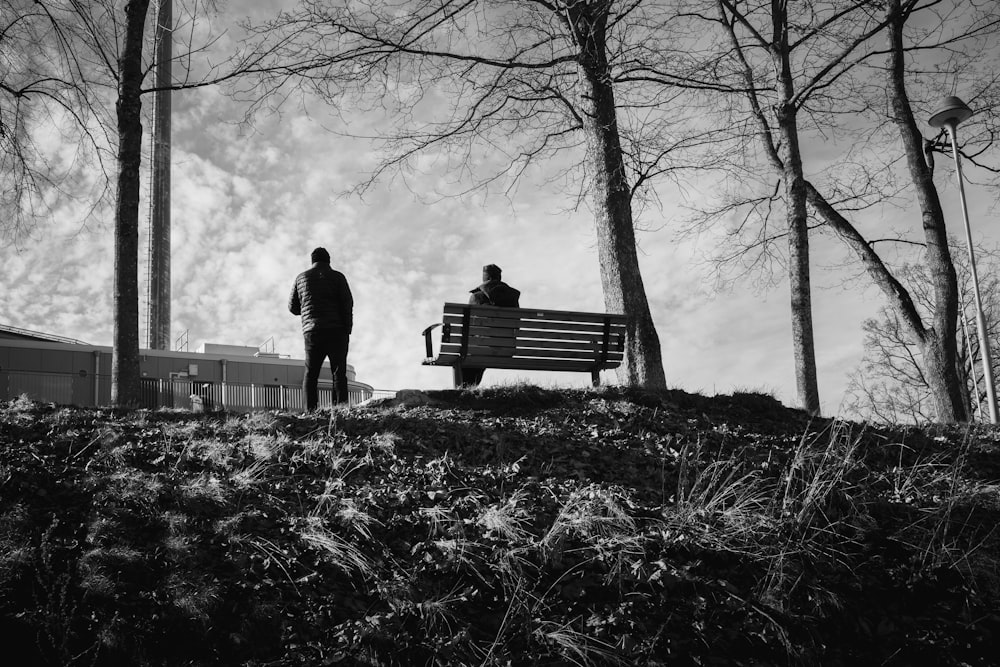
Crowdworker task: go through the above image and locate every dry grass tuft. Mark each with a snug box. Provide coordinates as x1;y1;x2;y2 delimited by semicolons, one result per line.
298;518;375;579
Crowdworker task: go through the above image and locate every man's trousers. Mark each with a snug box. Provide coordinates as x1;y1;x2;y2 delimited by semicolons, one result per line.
303;328;350;410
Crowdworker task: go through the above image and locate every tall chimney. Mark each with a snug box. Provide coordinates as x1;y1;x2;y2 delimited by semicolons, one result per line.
147;0;172;350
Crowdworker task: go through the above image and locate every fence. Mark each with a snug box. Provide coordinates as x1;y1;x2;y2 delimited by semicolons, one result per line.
2;371;77;405
1;370;395;412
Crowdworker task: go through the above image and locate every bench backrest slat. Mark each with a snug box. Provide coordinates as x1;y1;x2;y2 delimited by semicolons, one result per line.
444;317;621;338
442;302;623;326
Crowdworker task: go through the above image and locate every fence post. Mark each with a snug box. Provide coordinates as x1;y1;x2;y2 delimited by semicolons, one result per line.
92;351;100;407
220;359;228;411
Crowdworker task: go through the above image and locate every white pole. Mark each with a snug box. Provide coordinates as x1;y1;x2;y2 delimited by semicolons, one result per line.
960;308;984;422
945;121;999;424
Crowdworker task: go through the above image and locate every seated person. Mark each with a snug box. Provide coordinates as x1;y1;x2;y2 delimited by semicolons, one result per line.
469;263;520;307
460;264;520;386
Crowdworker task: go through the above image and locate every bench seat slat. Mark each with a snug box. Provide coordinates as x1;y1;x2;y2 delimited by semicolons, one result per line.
439;339;623;356
464;357;619;372
436;345;623;363
464;348;624;362
424;356;620;373
423;353;461;366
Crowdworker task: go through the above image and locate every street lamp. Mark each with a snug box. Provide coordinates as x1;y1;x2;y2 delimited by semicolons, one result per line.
929;95;999;424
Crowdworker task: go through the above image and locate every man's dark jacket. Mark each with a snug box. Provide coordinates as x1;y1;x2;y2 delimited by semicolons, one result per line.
289;263;354;333
469;279;520;307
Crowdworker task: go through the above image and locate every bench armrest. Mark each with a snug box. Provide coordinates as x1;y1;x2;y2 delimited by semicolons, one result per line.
421;322;452;360
422;323;441;360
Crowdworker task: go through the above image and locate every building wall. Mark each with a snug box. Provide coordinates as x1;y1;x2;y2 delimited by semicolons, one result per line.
0;339;372;410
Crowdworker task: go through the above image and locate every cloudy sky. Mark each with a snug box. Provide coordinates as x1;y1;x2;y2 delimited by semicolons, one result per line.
2;2;997;416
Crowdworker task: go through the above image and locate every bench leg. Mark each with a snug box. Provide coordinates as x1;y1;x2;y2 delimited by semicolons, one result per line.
591;369;601;387
454;366;485;388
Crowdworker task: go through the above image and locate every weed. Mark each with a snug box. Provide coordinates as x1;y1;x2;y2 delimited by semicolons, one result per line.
414;580;473;635
368;430;399;454
894;435;1000;586
334;499;382;540
230;456;274;489
32;519;99;666
164;572;220;622
9;393;37;413
245;431;287;460
241;411;281;434
420;504;462;537
667;438;773;551
298;518;375;579
756;423;871;610
183;438;237;471
0;503;32;581
541;485;640;574
476;493;533;542
245;535;302;594
533;619;627;667
781;421;866;527
178;473;229;508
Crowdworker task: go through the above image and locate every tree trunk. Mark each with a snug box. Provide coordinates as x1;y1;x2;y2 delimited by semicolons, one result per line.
785;158;819;415
885;0;967;422
719;0;820;413
568;1;666;388
772;0;820;414
111;0;151;407
920;333;967;423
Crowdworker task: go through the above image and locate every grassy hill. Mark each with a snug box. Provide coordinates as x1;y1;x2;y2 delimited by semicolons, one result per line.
1;385;999;666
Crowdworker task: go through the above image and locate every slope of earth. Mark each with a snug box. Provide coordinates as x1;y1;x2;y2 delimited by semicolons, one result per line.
1;385;998;666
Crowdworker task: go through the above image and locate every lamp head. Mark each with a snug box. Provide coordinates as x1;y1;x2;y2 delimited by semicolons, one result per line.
929;95;973;129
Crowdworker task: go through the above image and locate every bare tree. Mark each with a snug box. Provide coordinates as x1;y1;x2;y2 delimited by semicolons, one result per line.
803;0;1000;423
237;0;697;387
3;1;299;405
666;0;999;421
844;247;1000;424
0;1;113;247
653;0;896;415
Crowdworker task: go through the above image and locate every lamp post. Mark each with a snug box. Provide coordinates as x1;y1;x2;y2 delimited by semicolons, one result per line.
929;95;999;424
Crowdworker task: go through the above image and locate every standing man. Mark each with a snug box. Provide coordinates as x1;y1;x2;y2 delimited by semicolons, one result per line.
289;247;354;410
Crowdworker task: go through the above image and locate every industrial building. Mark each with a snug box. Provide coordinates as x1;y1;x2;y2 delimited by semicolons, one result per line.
0;325;377;411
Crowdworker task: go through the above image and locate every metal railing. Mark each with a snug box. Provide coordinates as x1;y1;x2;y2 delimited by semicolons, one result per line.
1;370;396;412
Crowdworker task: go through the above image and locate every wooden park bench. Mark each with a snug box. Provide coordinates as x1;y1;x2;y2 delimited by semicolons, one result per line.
422;302;627;387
